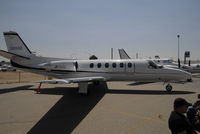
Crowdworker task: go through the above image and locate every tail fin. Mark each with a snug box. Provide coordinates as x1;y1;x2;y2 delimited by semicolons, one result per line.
118;49;131;59
3;31;32;58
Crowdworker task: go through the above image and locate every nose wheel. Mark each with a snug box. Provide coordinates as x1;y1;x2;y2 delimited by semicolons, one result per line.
166;84;172;92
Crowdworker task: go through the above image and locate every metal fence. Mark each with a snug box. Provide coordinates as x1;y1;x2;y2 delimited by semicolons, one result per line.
0;71;47;84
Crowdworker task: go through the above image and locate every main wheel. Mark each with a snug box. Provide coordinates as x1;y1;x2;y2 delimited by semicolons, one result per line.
78;93;88;96
187;79;192;82
93;81;100;85
166;84;172;92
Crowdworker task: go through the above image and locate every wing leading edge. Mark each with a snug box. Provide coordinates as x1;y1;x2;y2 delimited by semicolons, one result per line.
35;76;105;84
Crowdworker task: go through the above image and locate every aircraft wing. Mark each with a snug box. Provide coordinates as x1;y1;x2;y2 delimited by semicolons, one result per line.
0;50;30;60
67;76;105;83
118;49;131;59
35;76;106;84
34;79;70;84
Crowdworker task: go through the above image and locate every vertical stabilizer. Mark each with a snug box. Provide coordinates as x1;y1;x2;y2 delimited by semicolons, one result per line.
3;31;32;57
118;49;131;59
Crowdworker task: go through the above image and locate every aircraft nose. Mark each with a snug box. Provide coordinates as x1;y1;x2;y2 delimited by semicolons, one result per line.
175;68;192;81
185;71;192;82
165;67;192;82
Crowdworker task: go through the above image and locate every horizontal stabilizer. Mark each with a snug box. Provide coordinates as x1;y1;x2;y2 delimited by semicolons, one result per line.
0;50;30;60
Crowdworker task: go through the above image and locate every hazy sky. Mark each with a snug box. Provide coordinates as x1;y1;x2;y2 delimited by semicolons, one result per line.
0;0;200;61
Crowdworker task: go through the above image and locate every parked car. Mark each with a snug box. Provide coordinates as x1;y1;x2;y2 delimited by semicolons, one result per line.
8;66;16;71
0;66;8;72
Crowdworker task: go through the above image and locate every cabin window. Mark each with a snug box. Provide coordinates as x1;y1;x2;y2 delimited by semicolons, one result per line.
120;63;124;68
128;63;132;68
105;63;109;68
90;63;94;68
97;63;101;68
112;63;116;68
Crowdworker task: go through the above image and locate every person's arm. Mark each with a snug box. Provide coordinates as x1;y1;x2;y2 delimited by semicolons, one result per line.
196;131;200;134
178;130;200;134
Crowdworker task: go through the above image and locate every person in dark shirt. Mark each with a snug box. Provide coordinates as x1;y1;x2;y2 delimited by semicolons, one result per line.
187;100;200;132
168;98;199;134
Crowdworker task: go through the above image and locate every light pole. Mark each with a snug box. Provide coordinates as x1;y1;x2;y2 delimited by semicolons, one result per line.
111;48;113;59
177;35;180;68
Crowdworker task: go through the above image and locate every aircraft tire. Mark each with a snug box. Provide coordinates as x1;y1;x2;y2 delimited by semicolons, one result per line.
79;93;88;96
187;79;192;82
166;84;172;92
93;81;100;85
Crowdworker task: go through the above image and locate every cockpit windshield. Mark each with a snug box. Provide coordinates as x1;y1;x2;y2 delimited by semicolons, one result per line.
148;60;163;69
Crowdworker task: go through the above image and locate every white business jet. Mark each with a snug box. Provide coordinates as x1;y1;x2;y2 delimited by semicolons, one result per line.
119;49;176;64
188;64;200;73
118;48;200;75
0;32;191;94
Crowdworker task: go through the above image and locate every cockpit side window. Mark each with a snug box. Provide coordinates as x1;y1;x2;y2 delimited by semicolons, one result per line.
148;60;158;69
182;65;188;69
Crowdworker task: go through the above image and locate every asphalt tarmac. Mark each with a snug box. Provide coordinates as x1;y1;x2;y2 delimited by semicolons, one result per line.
0;76;199;134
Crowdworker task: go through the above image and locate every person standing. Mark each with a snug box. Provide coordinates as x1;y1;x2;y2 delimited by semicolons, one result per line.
187;97;200;132
168;98;199;134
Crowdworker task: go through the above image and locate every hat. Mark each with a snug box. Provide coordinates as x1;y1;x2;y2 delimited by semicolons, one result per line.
174;98;192;108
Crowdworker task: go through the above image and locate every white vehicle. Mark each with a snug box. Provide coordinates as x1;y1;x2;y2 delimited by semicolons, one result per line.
118;48;200;74
0;64;16;72
0;31;192;94
0;65;8;72
7;65;16;71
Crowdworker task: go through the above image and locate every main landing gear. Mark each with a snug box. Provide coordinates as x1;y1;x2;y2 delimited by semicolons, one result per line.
165;84;172;92
78;83;89;96
36;82;42;94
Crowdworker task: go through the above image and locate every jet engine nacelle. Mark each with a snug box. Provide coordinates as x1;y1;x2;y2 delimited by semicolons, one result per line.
40;60;76;71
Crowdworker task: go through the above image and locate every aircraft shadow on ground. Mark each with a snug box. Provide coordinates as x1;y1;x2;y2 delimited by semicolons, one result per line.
26;82;195;134
128;82;155;86
27;82;108;134
107;89;195;95
0;85;33;94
